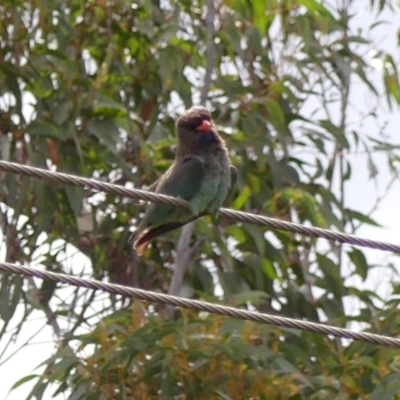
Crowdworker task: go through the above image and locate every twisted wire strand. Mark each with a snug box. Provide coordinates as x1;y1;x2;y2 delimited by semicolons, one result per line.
1;262;399;348
0;160;190;210
0;160;399;253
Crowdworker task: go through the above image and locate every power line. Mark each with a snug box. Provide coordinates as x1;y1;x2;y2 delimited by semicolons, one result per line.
1;262;399;348
0;160;399;253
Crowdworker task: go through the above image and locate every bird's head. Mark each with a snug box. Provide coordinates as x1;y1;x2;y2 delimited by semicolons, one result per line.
176;107;222;153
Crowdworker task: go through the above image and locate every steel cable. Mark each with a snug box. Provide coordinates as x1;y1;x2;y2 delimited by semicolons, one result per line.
0;160;399;253
1;262;400;348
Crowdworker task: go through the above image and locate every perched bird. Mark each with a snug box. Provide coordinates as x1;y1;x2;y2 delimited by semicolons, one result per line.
131;106;236;255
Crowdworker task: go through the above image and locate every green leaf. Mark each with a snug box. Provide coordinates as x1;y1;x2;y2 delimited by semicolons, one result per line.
27;121;65;139
232;185;251;209
9;375;39;392
348;248;369;281
346;209;381;227
92;97;127;118
233;290;270;306
86;118;119;153
383;54;400;107
65;185;84;218
298;0;334;18
265;98;286;132
319;120;349;149
316;253;343;301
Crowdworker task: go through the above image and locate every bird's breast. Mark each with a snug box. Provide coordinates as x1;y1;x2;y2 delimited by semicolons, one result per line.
197;131;220;145
189;151;231;215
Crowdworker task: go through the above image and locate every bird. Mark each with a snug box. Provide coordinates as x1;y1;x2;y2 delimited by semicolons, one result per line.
131;106;236;255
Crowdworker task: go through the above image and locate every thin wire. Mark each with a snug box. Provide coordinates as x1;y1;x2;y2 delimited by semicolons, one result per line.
1;262;399;348
0;160;399;253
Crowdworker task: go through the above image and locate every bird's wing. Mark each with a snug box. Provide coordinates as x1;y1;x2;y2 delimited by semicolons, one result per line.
159;156;205;200
131;157;205;253
137;156;205;229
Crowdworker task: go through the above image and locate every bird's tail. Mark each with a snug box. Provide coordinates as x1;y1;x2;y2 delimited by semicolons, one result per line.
131;212;207;255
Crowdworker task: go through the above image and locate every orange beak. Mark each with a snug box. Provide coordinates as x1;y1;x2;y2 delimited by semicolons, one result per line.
196;120;212;131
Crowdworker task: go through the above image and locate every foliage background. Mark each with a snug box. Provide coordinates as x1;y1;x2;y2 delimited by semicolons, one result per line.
1;0;400;398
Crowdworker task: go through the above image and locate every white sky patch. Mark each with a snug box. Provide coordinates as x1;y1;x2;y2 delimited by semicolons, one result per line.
82;49;98;76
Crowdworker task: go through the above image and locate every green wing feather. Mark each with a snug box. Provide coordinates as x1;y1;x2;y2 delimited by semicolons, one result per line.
143;156;205;225
132;157;205;252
